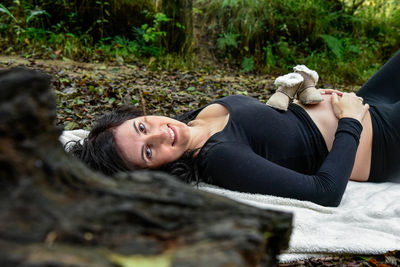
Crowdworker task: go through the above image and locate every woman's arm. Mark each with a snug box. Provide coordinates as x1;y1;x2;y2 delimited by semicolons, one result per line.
203;118;361;207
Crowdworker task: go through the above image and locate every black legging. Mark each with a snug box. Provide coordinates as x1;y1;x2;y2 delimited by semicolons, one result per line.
357;50;400;182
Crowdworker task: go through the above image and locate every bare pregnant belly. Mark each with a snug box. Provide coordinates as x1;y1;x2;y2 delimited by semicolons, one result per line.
294;95;373;181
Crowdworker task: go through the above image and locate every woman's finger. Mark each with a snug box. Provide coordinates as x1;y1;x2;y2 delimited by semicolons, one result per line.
320;89;343;96
331;92;339;103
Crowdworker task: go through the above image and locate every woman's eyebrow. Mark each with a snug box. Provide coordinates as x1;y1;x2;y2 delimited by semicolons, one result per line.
133;121;147;164
141;146;146;164
133;121;140;135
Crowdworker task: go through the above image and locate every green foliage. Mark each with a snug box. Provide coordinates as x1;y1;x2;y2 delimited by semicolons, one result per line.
141;13;170;42
195;0;400;84
96;36;139;61
130;12;171;57
320;34;344;59
0;1;172;61
217;33;239;50
263;44;275;70
0;2;50;35
0;3;17;22
241;56;254;72
26;9;50;23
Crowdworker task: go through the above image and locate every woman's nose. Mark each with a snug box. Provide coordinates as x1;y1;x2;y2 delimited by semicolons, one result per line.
148;128;169;145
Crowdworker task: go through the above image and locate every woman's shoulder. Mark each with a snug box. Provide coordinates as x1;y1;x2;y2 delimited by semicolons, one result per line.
195;102;229;121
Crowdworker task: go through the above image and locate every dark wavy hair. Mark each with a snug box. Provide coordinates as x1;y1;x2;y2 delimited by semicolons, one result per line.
68;106;201;183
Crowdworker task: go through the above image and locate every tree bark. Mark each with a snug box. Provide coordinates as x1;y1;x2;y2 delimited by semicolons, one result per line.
0;67;292;266
160;0;193;54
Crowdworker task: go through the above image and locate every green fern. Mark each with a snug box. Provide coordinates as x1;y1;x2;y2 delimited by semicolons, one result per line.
241;56;254;72
320;34;344;59
217;33;240;49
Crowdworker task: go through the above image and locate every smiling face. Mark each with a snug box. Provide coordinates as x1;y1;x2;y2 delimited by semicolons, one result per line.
113;115;191;168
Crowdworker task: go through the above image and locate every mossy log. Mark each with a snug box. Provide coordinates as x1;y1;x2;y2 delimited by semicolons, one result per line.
0;67;292;267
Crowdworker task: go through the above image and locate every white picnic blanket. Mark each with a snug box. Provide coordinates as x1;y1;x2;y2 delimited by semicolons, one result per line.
198;182;400;262
60;130;400;263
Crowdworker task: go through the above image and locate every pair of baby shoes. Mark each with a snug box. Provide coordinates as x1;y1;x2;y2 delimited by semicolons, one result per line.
267;65;323;111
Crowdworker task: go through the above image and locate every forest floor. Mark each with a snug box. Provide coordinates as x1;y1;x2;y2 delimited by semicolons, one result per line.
1;55;398;267
0;55;360;130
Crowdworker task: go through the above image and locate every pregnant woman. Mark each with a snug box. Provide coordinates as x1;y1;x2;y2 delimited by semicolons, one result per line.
70;51;400;207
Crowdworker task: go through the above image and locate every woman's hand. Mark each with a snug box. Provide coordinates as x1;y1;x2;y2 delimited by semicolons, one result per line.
331;92;369;123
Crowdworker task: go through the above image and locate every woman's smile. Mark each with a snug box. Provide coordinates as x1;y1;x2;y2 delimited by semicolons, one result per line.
168;124;177;146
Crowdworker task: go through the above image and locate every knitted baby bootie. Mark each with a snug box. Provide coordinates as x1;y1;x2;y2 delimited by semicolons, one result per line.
267;72;304;111
293;65;323;104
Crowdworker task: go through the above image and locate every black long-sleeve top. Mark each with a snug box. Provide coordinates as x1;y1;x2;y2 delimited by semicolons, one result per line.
196;95;363;207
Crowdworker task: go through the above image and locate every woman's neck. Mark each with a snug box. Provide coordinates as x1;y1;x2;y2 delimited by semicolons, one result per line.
186;119;213;152
185;103;230;153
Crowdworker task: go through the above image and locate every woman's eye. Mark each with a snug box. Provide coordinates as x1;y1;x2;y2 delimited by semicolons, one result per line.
139;123;146;133
145;146;152;159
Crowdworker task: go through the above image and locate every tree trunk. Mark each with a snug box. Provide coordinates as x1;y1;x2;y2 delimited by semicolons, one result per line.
160;0;193;54
0;67;292;266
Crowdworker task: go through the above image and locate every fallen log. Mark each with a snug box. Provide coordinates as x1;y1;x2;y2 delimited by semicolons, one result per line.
0;67;292;266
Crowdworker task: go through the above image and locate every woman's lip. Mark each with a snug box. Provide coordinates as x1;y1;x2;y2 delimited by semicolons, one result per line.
168;125;177;146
